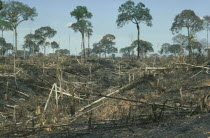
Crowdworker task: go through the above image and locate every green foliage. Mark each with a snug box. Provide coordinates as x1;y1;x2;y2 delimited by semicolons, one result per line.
55;49;70;57
70;6;92;21
70;6;93;59
35;26;57;39
171;10;203;34
0;0;2;10
0;1;37;28
190;40;203;55
116;0;152;58
51;41;59;51
92;42;103;56
203;16;210;31
0;42;13;55
172;34;188;55
0;1;37;54
100;34;117;57
0;37;12;55
120;46;132;57
35;26;57;55
23;33;43;55
0;20;12;36
131;40;153;57
116;0;152;27
168;44;181;56
160;43;181;56
92;34;118;57
70;20;92;34
80;48;92;56
171;10;203;57
159;43;170;54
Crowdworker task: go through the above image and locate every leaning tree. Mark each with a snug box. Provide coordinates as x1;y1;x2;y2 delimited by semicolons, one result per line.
171;10;203;58
116;0;152;58
70;6;93;59
0;1;37;54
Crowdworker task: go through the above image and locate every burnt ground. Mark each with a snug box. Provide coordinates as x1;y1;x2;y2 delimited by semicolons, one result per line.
0;56;210;137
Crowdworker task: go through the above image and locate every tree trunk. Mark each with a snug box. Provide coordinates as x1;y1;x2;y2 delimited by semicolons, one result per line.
88;35;90;57
105;47;107;58
187;27;192;58
2;30;3;38
14;27;18;56
207;28;209;49
24;47;25;59
82;33;86;59
137;23;140;59
33;45;35;56
44;46;46;56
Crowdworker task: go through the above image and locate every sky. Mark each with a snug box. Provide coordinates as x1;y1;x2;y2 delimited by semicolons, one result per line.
3;0;210;55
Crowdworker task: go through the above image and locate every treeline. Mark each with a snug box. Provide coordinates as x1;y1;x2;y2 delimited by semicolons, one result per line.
0;0;209;59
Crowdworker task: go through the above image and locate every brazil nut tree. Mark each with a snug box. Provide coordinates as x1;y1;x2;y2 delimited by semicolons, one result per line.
70;6;93;59
171;10;203;58
116;0;152;59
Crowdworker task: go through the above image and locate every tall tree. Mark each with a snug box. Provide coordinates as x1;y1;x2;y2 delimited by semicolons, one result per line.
51;41;59;53
2;43;13;55
35;26;57;55
172;34;188;56
100;34;117;58
203;16;210;49
190;40;203;56
120;46;132;58
171;10;203;58
0;1;37;54
70;6;92;59
160;43;181;56
24;33;43;56
70;20;92;58
131;40;153;57
86;27;93;57
92;42;103;57
168;44;181;56
116;0;152;58
159;43;171;55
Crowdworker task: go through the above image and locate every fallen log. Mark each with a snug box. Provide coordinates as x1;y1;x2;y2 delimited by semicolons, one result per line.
69;75;156;122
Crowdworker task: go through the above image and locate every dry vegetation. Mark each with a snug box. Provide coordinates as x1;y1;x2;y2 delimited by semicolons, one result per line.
0;56;210;137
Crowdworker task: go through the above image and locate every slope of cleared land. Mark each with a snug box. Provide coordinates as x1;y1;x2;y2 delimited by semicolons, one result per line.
0;56;210;137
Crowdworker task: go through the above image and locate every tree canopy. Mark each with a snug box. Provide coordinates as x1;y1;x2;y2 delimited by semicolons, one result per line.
70;6;93;59
51;41;59;52
70;6;92;21
131;40;153;57
35;26;57;55
0;1;38;53
116;0;152;58
171;10;203;57
100;34;117;58
55;49;70;57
